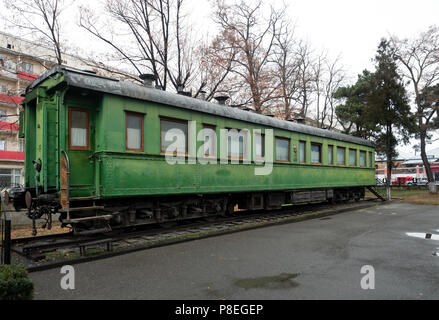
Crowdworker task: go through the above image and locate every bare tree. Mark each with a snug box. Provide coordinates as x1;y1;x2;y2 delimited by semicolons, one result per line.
213;0;284;113
192;30;238;100
80;0;188;91
271;21;300;119
391;26;439;192
295;40;316;118
317;55;346;129
2;0;70;65
79;0;233;97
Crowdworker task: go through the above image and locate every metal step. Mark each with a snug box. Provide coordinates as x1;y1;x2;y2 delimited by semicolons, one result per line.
366;186;386;201
60;206;105;213
70;196;101;201
62;214;113;224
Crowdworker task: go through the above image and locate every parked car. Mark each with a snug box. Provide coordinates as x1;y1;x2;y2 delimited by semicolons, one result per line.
405;178;428;186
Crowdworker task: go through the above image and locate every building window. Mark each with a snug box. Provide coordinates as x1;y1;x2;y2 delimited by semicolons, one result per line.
160;118;188;154
0;168;21;188
19;62;33;73
337;147;345;165
69;108;89;150
299;141;306;163
227;129;247;159
0;139;5;151
0;110;6;121
255;133;264;159
311;143;322;164
5;59;15;70
360;151;367;167
328;145;334;165
125;112;144;152
349;149;357;166
275;137;290;162
202;124;216;157
0;85;7;94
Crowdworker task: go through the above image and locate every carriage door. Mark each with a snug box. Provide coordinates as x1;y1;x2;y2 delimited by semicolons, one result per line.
65;107;95;198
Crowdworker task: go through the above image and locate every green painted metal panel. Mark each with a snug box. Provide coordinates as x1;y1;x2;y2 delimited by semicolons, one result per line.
24;81;376;199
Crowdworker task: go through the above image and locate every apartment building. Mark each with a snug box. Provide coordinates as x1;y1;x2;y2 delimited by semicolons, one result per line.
0;31;134;189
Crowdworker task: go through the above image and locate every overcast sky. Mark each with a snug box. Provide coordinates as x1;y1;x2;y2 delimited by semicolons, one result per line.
3;0;439;157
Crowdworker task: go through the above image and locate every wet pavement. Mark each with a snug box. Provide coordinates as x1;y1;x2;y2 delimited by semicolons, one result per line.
29;202;439;299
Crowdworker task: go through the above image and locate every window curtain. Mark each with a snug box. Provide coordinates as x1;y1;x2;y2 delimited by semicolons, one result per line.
311;145;320;163
127;115;142;150
71;111;87;147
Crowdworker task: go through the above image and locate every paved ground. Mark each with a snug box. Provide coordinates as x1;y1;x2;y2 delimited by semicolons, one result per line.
29;202;439;299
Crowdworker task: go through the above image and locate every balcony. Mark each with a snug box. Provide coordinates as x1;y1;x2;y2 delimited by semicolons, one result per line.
0;93;23;106
0;121;19;134
0;150;24;161
16;70;38;82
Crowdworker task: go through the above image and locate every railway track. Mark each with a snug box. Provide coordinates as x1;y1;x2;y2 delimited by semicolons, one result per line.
11;199;386;272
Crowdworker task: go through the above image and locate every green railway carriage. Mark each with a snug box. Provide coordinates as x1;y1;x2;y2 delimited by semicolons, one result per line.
10;66;375;234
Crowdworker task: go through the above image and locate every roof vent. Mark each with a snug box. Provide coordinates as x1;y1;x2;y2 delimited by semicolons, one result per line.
83;69;97;74
295;117;305;124
215;95;229;105
139;74;157;88
199;90;207;100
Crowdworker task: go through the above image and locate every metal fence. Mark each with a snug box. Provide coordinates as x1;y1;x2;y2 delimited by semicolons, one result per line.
0;195;5;264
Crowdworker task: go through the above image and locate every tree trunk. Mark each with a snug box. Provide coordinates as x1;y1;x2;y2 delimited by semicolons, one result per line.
420;130;437;194
386;158;392;201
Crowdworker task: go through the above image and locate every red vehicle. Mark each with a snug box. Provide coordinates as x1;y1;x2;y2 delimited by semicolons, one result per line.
391;176;414;186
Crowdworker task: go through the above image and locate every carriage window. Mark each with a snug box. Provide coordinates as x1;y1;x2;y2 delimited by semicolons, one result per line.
276;137;290;162
360;151;367;167
349;149;357;166
227;129;247;159
255;133;264;159
126;112;144;152
299;141;306;163
160;118;188;154
328;145;334;165
202;124;216;157
337;147;345;165
69;108;89;150
311;143;322;164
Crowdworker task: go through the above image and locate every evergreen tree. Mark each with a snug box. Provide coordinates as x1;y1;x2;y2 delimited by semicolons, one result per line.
334;70;376;138
368;40;414;199
334;39;414;199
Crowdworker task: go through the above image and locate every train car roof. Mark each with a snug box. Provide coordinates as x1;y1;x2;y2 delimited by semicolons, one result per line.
26;65;374;148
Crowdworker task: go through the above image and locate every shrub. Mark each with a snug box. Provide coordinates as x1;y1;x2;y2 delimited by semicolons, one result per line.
0;265;34;300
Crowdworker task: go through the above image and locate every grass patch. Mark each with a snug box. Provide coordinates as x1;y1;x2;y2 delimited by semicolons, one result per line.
367;187;439;205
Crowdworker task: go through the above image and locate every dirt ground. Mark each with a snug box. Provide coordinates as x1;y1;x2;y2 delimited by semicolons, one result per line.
11;222;70;239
